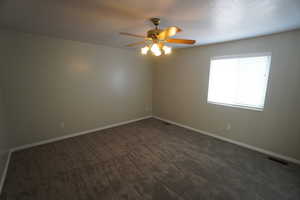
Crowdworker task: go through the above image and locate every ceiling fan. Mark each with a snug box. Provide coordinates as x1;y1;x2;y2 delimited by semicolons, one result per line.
120;18;196;56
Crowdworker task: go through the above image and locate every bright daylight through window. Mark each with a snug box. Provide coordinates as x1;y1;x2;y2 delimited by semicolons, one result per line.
207;53;271;110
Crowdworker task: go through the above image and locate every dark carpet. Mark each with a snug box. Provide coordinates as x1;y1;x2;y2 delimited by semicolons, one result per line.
1;118;300;200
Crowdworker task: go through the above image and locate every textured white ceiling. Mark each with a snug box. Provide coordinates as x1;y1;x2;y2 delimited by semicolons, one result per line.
0;0;300;48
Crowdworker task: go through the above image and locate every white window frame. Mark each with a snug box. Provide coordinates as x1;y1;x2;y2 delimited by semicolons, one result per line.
207;52;272;111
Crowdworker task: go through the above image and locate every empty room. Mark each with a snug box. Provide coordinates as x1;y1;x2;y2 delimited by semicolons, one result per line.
0;0;300;199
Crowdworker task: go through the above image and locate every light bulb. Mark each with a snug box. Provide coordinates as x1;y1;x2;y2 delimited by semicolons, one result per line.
151;43;159;53
154;49;161;56
163;46;172;55
141;46;149;55
151;43;162;56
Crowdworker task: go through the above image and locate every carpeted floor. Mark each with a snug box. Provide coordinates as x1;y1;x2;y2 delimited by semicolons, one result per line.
1;118;300;200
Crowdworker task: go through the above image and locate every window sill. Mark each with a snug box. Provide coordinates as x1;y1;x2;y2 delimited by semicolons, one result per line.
207;101;264;112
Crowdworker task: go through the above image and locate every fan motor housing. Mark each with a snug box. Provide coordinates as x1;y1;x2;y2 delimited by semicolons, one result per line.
147;29;162;39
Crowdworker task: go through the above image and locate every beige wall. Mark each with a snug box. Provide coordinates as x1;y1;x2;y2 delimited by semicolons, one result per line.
0;28;299;163
153;30;300;161
0;87;9;185
0;30;152;148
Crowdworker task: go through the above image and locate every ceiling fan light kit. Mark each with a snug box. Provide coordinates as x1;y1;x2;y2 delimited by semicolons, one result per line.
141;43;171;56
120;18;196;56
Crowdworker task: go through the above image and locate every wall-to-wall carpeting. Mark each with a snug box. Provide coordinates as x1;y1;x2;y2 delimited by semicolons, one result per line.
1;118;300;200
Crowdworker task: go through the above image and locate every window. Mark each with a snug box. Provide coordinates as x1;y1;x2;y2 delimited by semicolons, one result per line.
207;53;271;111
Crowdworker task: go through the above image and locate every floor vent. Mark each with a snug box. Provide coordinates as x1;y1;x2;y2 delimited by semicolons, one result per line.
268;156;288;165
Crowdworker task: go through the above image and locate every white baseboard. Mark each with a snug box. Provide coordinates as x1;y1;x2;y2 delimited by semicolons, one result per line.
11;115;152;152
153;115;300;165
0;150;12;194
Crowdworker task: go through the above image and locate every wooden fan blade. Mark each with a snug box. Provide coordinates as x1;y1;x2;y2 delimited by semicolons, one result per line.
166;38;196;45
125;41;145;47
120;32;145;38
158;26;182;39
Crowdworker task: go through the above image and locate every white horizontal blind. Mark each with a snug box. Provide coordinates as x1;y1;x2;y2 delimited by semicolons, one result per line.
207;54;271;110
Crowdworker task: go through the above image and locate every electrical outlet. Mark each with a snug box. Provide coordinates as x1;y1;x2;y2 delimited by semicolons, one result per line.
226;123;231;131
60;122;65;128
